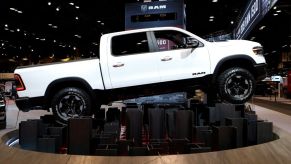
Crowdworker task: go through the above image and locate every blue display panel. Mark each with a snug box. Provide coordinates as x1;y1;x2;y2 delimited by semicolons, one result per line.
125;0;186;30
234;0;278;39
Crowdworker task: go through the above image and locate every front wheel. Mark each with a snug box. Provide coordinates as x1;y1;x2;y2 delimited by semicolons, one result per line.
217;67;255;104
51;87;92;125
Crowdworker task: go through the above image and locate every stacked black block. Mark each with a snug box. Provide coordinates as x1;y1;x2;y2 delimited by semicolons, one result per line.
213;126;237;150
128;145;149;156
148;139;169;155
148;108;165;140
19;119;46;151
193;126;212;147
189;143;211;153
95;144;118;156
225;118;248;147
37;136;59;153
257;121;273;144
175;110;193;140
67;117;92;155
126;108;143;146
165;108;178;138
106;107;120;122
169;138;190;154
215;103;243;125
245;112;258;145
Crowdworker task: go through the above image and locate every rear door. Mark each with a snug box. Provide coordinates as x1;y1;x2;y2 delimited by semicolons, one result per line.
106;31;160;88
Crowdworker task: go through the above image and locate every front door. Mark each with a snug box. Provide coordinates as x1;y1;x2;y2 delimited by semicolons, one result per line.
151;30;210;82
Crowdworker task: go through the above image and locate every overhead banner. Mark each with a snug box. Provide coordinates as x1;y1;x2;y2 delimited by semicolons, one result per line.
234;0;278;39
125;0;186;30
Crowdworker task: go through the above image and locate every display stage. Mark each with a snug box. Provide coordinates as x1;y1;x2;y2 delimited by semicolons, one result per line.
1;102;289;163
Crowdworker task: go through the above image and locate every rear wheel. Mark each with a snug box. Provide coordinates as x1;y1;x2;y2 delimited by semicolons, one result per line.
217;67;255;104
51;87;92;125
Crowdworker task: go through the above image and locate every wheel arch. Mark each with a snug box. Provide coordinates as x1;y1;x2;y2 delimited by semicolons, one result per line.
213;55;256;81
44;77;97;109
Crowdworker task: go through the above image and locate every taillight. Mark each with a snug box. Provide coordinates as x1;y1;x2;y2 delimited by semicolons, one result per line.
14;74;26;91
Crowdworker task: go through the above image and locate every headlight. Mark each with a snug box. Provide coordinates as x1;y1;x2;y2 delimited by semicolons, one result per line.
253;46;263;55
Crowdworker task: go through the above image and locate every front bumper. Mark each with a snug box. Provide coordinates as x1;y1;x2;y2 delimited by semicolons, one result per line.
254;63;267;81
15;96;46;112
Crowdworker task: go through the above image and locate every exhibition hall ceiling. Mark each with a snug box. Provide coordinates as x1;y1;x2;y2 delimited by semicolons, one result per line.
0;0;246;62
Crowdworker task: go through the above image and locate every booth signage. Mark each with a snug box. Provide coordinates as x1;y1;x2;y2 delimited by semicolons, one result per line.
235;0;261;39
234;0;278;39
125;0;185;30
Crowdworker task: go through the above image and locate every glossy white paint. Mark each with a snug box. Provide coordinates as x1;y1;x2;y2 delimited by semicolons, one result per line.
15;26;266;99
15;59;104;97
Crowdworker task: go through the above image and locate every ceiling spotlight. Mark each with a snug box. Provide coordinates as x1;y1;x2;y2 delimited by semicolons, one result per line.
97;20;101;23
52;25;58;29
1;43;4;46
259;26;266;30
9;30;15;32
230;21;234;24
209;18;214;22
31;49;34;52
16;28;20;32
212;0;218;2
101;23;105;25
56;7;60;11
75;17;79;20
250;37;256;40
276;10;282;13
9;8;23;14
73;47;77;50
53;40;56;43
40;38;46;41
69;2;74;6
75;6;80;9
48;2;51;6
273;6;277;10
4;24;8;28
74;34;82;38
209;16;215;19
273;13;278;16
48;23;52;26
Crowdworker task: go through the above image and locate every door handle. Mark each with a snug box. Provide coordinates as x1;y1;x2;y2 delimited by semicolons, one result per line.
113;63;124;67
161;56;172;61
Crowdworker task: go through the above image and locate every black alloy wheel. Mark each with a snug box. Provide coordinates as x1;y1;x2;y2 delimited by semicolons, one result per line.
51;87;92;124
217;67;255;104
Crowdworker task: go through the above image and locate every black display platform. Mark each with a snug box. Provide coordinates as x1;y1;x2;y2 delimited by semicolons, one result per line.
16;103;276;156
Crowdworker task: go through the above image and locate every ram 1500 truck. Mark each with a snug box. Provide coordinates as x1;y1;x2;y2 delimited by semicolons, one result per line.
14;27;266;124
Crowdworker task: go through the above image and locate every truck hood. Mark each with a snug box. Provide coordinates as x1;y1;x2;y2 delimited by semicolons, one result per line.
211;40;261;47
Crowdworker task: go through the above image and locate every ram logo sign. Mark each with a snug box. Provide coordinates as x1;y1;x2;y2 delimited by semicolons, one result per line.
141;5;167;12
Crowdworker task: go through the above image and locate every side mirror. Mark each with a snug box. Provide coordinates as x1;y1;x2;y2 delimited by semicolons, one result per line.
186;37;199;48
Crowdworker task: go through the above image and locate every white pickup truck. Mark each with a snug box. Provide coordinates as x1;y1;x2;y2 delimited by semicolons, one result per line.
14;27;266;124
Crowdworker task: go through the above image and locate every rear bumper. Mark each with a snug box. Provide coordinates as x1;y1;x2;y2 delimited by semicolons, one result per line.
254;63;267;81
15;96;46;112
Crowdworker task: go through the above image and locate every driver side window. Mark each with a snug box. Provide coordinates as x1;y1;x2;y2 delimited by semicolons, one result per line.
153;30;189;51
